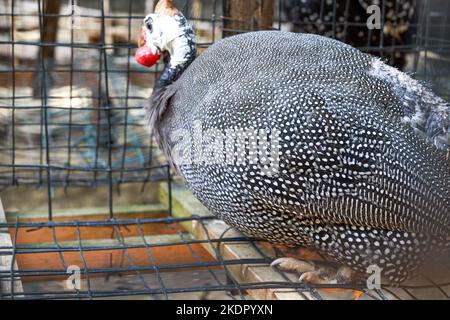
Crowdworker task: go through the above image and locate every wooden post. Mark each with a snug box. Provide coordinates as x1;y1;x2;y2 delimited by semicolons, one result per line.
32;0;62;97
223;0;274;38
191;0;202;18
41;0;62;60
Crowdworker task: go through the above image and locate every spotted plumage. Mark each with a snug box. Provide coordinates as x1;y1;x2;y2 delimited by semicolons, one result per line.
145;21;449;284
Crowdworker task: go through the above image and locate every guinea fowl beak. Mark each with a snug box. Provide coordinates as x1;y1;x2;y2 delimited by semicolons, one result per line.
135;27;161;68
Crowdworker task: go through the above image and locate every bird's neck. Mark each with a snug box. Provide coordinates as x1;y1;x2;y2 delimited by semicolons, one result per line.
155;48;196;89
154;19;197;90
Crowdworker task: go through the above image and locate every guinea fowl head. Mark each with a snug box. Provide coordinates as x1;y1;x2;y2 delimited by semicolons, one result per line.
136;0;197;88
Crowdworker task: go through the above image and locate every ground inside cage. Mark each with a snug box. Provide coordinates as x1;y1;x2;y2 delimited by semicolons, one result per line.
1;181;449;300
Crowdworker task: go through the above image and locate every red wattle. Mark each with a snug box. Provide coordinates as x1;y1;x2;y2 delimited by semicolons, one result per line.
135;46;161;68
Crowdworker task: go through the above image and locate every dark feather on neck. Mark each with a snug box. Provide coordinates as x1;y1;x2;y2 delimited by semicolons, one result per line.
155;57;192;89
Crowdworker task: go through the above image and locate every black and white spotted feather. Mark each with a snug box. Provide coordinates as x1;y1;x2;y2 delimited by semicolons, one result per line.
147;31;450;284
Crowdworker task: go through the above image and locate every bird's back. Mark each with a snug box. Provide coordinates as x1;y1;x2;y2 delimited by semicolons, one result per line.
155;31;449;239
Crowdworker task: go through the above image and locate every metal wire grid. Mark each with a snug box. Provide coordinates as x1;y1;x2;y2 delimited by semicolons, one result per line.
0;217;449;300
0;0;169;191
0;0;448;300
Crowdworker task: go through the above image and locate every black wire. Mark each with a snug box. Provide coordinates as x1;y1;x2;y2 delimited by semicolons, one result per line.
0;217;449;300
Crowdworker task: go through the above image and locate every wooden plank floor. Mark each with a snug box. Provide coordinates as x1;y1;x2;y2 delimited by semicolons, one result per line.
23;269;233;300
5;205;216;286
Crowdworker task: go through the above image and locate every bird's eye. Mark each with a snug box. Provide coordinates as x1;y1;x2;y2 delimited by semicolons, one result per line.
144;16;154;33
146;22;153;33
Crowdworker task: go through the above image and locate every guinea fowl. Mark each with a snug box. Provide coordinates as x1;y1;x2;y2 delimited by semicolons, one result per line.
137;0;450;285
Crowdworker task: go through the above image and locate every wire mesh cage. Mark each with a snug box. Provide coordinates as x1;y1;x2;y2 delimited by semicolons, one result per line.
0;0;449;300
